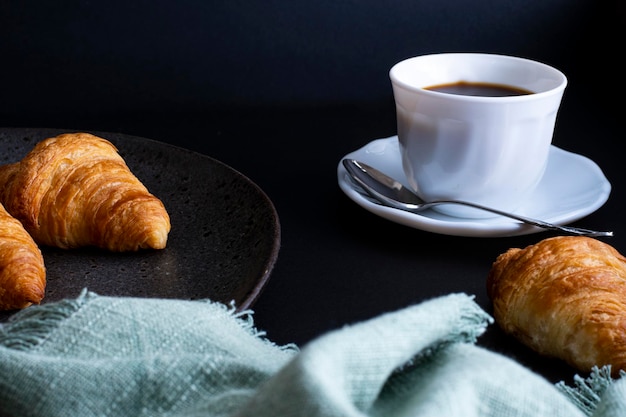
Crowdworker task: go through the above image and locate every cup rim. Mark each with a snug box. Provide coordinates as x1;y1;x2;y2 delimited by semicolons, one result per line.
389;52;567;102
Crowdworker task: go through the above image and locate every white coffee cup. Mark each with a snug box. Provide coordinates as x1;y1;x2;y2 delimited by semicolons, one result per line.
389;53;567;218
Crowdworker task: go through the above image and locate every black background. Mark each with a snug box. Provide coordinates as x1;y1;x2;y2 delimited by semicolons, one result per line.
1;0;624;383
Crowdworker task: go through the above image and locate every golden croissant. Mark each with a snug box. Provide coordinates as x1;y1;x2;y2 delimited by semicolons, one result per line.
487;236;626;376
0;132;171;252
0;202;46;310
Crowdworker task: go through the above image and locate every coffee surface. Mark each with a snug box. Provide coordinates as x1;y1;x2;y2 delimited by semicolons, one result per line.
425;81;533;97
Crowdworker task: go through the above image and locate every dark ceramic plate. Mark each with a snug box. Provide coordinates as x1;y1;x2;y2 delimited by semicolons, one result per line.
0;127;280;315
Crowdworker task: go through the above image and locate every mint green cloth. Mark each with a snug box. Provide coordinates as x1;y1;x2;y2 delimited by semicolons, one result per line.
0;291;622;416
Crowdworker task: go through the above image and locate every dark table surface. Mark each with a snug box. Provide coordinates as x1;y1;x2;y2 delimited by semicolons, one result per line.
1;0;624;386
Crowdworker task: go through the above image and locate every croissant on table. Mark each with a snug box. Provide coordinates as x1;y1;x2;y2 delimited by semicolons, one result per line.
0;202;46;310
0;132;171;252
487;236;626;376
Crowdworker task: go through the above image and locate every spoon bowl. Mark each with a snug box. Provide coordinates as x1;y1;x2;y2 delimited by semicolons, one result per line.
342;158;612;237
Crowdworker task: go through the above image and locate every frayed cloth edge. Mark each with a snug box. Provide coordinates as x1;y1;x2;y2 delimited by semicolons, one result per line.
0;288;94;350
0;289;299;354
556;365;623;416
225;299;299;354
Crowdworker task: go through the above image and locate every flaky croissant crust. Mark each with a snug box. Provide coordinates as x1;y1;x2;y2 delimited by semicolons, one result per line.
0;132;170;251
0;202;46;310
487;236;626;376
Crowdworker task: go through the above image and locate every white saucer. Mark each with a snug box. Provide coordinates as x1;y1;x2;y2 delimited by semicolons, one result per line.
337;136;611;237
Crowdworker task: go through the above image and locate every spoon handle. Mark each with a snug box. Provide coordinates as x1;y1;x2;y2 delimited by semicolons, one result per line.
350;178;612;237
416;200;613;237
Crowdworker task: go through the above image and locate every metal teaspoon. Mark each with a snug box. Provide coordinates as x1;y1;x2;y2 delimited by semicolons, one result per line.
342;158;613;237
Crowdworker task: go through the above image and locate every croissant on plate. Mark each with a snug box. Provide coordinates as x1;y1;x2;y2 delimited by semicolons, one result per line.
0;132;171;252
487;236;626;376
0;202;46;310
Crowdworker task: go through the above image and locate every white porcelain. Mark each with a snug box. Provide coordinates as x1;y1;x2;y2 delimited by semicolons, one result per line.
337;137;611;237
390;53;568;218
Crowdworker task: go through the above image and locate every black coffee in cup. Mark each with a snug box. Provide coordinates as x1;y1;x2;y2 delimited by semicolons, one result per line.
425;81;533;97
